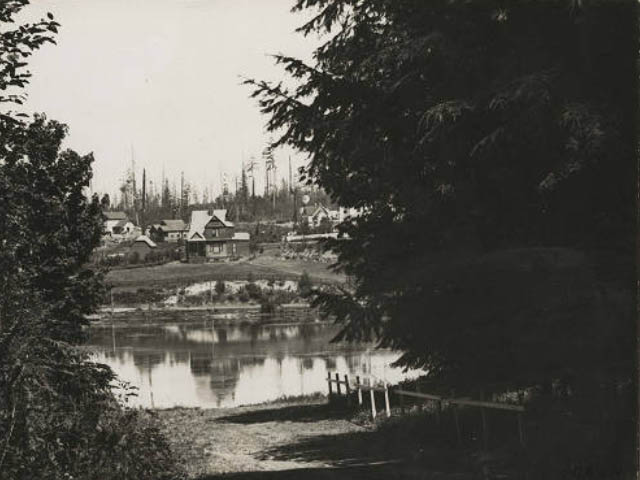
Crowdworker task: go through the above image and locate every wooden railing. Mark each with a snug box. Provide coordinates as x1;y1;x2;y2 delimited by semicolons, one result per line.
327;372;391;419
327;372;526;448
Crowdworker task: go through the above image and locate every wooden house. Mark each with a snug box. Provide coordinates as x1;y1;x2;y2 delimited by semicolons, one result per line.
300;204;332;228
150;219;187;243
103;211;128;235
185;209;250;262
130;235;157;261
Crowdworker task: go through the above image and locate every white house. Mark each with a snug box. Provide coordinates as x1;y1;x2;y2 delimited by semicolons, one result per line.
103;211;129;235
300;204;332;228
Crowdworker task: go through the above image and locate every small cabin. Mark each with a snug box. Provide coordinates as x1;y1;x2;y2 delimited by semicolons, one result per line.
130;235;157;261
150;219;187;243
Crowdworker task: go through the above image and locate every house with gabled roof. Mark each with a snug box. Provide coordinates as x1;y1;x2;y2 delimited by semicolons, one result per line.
185;209;250;262
149;219;187;243
103;211;136;236
301;204;332;228
130;235;157;261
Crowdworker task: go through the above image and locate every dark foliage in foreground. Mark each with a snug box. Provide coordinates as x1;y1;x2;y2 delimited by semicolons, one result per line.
249;0;635;379
248;0;636;477
0;3;183;479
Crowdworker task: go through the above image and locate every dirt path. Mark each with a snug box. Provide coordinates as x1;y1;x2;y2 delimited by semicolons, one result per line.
158;400;473;480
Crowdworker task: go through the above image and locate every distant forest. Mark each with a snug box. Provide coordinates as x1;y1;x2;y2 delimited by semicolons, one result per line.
99;163;335;226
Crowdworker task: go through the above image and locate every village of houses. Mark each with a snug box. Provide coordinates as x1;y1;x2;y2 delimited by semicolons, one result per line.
102;203;360;263
99;202;361;311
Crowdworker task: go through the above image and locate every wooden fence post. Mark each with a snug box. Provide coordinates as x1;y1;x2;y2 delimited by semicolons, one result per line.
370;387;377;420
327;372;333;397
480;406;489;450
356;376;363;406
384;383;391;417
480;391;489;450
335;373;342;395
344;374;351;406
399;388;405;414
517;412;526;447
453;405;462;447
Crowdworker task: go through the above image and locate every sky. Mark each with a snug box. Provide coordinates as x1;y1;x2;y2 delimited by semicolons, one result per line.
19;0;320;200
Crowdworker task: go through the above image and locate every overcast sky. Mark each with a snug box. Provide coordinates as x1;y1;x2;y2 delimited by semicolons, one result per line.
20;0;319;200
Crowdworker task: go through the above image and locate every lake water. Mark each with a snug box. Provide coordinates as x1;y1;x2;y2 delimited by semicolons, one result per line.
87;314;422;408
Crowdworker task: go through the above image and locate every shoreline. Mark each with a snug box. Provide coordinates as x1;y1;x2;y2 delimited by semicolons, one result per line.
91;302;313;318
151;392;328;412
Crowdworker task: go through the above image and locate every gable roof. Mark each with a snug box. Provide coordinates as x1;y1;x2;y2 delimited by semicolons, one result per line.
114;219;131;228
187;210;212;240
301;204;330;218
187;210;234;241
210;209;233;228
133;235;157;248
311;205;330;218
159;219;187;232
104;211;127;221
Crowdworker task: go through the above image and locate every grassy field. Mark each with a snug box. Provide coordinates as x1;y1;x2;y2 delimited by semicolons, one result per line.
105;255;346;292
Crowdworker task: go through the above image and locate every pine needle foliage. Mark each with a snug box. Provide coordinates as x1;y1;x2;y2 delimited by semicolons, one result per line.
247;0;636;390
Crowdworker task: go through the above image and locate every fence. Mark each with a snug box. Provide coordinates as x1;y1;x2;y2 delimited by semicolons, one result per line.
327;371;526;449
327;372;391;419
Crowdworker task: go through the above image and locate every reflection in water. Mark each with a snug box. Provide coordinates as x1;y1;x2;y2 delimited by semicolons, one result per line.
88;319;422;408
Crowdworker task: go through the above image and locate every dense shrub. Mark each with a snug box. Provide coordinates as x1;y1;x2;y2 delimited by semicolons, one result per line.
245;282;262;300
111;288;165;305
260;296;278;314
298;271;313;298
0;307;184;480
237;289;250;303
129;251;140;265
215;280;226;295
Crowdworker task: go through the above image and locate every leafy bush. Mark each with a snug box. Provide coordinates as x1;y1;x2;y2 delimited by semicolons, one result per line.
298;271;313;297
129;251;140;265
214;280;226;295
0;4;183;479
237;289;250;303
112;288;166;305
0;307;185;480
245;282;262;300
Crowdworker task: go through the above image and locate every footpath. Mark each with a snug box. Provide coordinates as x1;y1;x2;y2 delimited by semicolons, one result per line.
158;398;474;480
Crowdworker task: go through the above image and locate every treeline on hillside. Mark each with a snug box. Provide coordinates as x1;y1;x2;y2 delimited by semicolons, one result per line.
101;163;336;226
